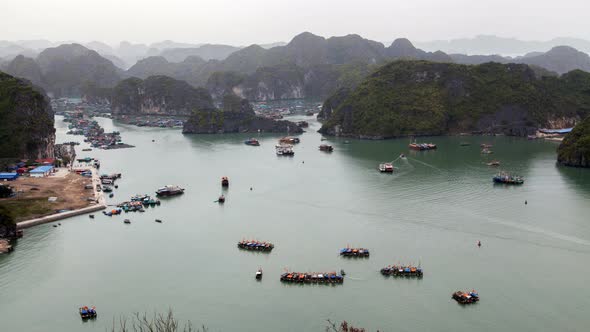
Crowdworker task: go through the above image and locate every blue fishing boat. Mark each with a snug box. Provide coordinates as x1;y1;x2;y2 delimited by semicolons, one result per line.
493;172;524;185
244;138;260;146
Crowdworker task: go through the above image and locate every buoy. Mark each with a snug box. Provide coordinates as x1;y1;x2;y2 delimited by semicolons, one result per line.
250;187;253;191
525;200;527;205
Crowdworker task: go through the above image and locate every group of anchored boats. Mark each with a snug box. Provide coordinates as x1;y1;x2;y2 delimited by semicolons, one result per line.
244;136;335;156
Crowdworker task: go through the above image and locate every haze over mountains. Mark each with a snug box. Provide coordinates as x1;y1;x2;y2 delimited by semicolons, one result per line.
415;35;590;55
2;32;590;101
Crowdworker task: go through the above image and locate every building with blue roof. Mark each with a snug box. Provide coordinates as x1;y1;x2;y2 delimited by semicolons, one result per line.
0;173;19;181
29;165;54;178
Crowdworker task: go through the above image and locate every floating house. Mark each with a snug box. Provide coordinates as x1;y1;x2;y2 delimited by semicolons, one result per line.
29;165;54;178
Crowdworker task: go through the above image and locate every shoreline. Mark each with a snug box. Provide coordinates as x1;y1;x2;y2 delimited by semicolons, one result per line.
16;168;106;230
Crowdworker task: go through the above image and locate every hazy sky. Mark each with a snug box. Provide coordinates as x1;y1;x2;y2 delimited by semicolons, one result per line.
2;0;589;45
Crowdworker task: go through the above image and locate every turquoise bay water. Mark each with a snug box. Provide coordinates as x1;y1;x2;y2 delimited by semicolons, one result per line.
1;116;589;331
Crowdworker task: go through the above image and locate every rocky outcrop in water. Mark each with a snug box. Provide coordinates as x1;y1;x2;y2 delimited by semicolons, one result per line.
318;61;590;138
111;76;214;116
182;94;302;134
0;71;55;159
557;116;590;167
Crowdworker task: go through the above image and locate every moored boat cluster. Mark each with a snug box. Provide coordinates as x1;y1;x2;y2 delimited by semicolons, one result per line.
280;271;344;284
237;240;274;252
339;247;370;257
380;265;423;277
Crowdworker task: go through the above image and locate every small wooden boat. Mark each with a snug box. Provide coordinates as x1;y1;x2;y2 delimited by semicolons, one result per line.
481;148;493;154
218;195;225;203
244;138;260;146
221;176;229;187
378;163;394;173
319;144;334;152
460;142;471;146
256;268;263;280
109;193;114;198
124;219;131;224
155;219;162;223
487;160;500;166
89;214;94;219
340;269;346;276
452;290;479;304
79;306;97;319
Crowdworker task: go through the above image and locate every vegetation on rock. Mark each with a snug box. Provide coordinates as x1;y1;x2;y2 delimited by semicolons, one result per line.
319;61;590;138
0;71;55;159
558;115;590;167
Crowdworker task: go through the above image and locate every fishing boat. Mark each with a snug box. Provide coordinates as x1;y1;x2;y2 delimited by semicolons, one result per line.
452;290;480;304
218;195;225;203
279;137;300;144
221;176;229;187
256;268;263;280
155;185;185;196
280;271;344;284
238;240;274;252
380;265;423;278
244;138;260;146
378;163;394;173
487;160;501;166
493;172;524;185
409;142;437;151
276;145;294;156
319;144;334;152
79;306;97;319
339;247;370;257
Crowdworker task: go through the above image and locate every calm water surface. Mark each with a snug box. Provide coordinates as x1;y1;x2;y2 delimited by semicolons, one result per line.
1;116;589;332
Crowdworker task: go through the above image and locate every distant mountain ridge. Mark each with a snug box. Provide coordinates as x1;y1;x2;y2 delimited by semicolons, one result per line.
4;33;590;102
416;35;590;55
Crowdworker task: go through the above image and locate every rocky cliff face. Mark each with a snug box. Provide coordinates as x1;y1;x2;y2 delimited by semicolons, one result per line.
182;94;302;134
319;61;590;138
557;116;590;167
111;76;214;116
0;71;55;159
